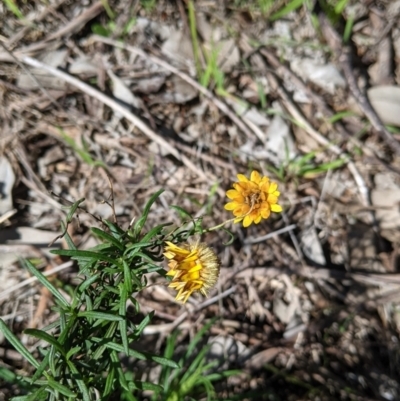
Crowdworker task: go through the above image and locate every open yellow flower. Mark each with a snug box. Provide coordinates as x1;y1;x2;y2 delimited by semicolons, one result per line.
224;170;282;227
164;239;220;303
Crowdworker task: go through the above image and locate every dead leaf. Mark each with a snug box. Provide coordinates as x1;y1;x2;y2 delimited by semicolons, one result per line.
300;226;326;265
291;58;346;94
265;102;296;165
368;86;400;127
17;50;68;89
107;70;142;109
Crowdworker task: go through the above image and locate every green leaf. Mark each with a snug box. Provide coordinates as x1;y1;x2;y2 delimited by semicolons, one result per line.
103;341;179;368
91;227;125;251
51;249;121;267
135;311;153;336
104;365;116;397
133;189;164;237
66;346;82;360
123;260;133;294
78;310;124;321
24;329;66;357
0;319;39;369
3;0;24;19
186;318;215;357
66;360;90;401
269;0;306;21
141;223;172;243
31;352;50;383
119;285;129;355
66;198;86;222
102;219;126;239
77;273;101;293
62;222;77;250
170;205;194;220
22;259;69;309
110;350;130;392
46;377;77;397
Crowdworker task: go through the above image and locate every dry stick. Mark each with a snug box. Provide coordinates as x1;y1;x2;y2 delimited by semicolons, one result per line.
90;35;260;142
0;42;62;110
318;13;400;156
18;56;208;182
266;71;370;209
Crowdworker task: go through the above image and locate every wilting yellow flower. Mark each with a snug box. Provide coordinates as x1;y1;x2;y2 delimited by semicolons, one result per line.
224;170;282;227
164;239;220;303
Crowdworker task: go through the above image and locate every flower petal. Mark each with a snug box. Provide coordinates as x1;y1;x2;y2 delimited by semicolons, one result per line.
243;215;253;227
268;182;278;193
261;208;271;219
226;189;240;199
271;204;283;212
250;170;261;184
224;202;238;211
267;194;278;204
254;215;262;224
237;174;249;182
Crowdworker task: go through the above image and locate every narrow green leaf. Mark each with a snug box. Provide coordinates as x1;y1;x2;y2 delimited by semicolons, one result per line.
104;341;179;368
66;360;90;401
66;198;85;222
0;319;39;368
141;223;172;243
186;319;216;357
334;0;350;14
77;274;100;293
78;311;123;321
104;365;116;397
135;311;153;336
3;0;24;19
51;249;120;267
91;227;125;250
46;377;77;397
24;329;66;357
343;16;354;44
328;110;357;124
123;260;133;294
102;219;125;239
170;205;194;220
31;352;50;383
22;260;69;309
110;350;130;391
133;189;164;236
48;346;57;377
66;346;82;360
119;285;129;355
61;222;77;250
270;0;306;21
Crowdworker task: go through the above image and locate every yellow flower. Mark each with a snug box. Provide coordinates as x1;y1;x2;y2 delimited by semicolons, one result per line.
224;170;282;227
164;239;220;304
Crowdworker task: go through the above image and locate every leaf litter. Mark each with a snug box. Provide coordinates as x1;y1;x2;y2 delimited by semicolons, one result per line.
1;1;400;400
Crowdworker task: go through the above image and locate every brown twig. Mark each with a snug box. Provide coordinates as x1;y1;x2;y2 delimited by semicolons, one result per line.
17;55;209;182
90;35;261;142
318;12;400;156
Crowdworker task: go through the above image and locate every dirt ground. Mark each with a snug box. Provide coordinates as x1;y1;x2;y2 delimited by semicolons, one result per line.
1;0;400;400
